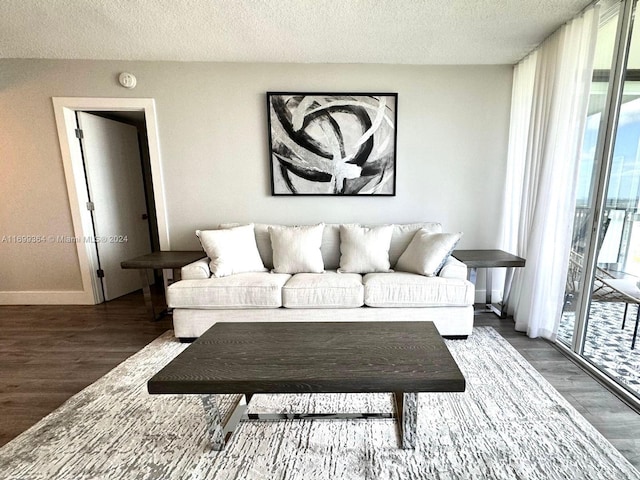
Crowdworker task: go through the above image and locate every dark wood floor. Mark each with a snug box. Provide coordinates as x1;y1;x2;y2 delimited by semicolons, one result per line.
0;290;172;447
0;295;639;469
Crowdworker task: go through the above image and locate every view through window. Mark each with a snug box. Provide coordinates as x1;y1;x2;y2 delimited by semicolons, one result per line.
558;3;640;398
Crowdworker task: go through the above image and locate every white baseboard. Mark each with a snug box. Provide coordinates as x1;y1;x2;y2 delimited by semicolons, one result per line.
0;290;95;305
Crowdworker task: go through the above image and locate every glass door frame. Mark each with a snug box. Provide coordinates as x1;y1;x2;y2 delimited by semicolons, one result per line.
571;0;635;354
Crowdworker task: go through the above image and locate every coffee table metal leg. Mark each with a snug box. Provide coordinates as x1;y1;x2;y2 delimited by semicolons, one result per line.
200;394;247;451
394;392;418;449
200;395;226;450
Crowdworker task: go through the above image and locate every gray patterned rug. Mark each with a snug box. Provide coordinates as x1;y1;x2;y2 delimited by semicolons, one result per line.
1;327;638;480
559;302;640;395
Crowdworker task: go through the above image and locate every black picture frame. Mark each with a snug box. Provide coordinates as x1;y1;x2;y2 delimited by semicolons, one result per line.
267;92;398;196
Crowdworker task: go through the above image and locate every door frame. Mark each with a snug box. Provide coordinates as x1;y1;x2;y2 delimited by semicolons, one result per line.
52;97;170;304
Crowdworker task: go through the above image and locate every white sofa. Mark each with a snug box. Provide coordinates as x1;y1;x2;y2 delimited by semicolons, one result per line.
168;223;475;340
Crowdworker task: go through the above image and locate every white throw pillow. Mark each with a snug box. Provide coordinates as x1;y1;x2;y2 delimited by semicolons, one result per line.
196;224;266;278
338;224;394;273
396;229;462;276
269;224;325;274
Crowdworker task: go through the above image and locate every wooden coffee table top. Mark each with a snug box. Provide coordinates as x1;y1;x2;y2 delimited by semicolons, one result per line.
148;322;465;395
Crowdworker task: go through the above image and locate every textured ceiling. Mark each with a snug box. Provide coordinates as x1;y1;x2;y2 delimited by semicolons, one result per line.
0;0;594;65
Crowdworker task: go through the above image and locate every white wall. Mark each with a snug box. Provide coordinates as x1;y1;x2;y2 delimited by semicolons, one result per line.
0;59;512;301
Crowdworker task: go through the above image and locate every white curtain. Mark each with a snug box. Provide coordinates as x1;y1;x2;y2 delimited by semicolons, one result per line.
502;5;599;340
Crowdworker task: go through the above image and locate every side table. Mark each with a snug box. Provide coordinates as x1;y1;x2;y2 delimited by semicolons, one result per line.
452;249;525;318
121;251;206;320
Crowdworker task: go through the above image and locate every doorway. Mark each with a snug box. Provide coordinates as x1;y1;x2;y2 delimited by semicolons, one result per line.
53;98;169;305
77;111;155;301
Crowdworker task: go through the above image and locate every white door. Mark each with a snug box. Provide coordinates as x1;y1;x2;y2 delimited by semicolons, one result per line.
77;112;152;301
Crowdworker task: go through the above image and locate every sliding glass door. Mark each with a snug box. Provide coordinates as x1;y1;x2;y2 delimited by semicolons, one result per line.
559;0;640;401
558;1;622;349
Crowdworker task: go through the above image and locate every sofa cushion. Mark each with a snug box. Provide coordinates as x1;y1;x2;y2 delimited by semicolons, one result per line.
389;223;442;267
339;224;394;273
221;223;339;271
396;230;462;276
320;224;341;270
282;272;364;308
220;222;440;271
220;223;275;269
269;224;325;273
438;256;468;280
196;224;266;278
167;273;291;309
363;272;474;307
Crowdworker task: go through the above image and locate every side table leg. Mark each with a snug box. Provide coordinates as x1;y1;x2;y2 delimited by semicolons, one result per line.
468;267;477;285
394;392;418;449
139;269;156;319
171;268;182;283
485;267;493;310
468;268;481;314
501;267;515;319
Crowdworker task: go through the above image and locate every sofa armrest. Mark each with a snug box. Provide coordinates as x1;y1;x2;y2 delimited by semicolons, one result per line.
181;257;210;280
439;256;467;280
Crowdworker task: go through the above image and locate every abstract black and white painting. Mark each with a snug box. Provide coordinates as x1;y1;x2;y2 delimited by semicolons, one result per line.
267;93;397;195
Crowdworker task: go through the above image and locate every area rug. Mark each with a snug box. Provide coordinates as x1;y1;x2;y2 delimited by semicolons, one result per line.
559;302;640;394
1;327;638;480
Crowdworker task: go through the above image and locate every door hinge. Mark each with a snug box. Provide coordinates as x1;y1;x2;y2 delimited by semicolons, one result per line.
75;128;84;139
86;201;94;211
96;269;105;278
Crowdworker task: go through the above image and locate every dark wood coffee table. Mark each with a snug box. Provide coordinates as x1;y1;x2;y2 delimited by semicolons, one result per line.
148;321;465;450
